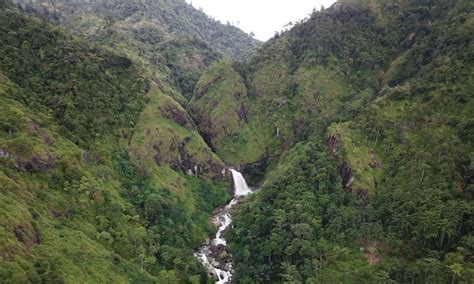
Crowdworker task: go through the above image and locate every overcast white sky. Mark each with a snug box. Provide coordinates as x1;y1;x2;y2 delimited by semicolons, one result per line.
187;0;337;41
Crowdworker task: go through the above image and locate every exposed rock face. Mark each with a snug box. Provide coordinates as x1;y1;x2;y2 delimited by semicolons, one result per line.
81;150;89;162
237;104;248;122
340;162;354;189
241;153;268;186
326;134;341;155
132;126;225;181
13;223;40;249
152;145;162;165
171;138;197;173
187;108;215;149
159;103;193;129
1;122;57;172
27;123;55;145
326;130;380;200
370;151;381;168
28;154;56;172
0;148;56;172
402;32;417;48
326;134;358;193
130;82;226;182
49;209;69;219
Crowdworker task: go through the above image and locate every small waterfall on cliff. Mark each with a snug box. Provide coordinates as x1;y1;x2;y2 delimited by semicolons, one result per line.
230;169;252;196
194;169;253;284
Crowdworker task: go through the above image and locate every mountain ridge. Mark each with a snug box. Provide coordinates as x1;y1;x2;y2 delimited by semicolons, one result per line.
12;0;261;99
0;5;231;282
0;0;473;283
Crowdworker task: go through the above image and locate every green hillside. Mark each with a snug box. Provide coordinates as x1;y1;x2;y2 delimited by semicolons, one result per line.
12;0;261;99
1;0;473;283
0;7;229;282
224;0;474;282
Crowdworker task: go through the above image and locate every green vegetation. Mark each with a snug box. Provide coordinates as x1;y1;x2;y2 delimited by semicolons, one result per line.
226;0;474;282
189;60;270;166
0;7;230;283
0;75;153;282
130;81;225;181
0;9;146;146
13;0;261;99
1;0;473;283
328;122;383;192
229;141;383;283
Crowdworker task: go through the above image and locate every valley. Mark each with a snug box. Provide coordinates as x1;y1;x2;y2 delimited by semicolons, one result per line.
195;169;254;283
0;0;473;283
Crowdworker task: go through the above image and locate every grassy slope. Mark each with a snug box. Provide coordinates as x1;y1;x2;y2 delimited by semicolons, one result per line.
188;60;270;166
188;39;350;169
0;8;230;283
13;0;261;99
1;0;472;282
130;81;225;180
227;0;474;282
0;74;148;282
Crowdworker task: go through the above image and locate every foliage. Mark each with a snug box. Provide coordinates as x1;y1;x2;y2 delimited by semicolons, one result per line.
0;7;230;283
227;0;474;282
189;60;270;166
13;0;261;99
229;141;381;282
0;9;146;146
1;0;473;283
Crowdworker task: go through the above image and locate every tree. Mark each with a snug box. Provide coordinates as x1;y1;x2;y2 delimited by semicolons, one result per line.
144;193;162;223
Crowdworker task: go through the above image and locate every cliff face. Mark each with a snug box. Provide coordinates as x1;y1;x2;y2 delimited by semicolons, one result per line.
217;1;473;282
188;60;270;167
192;0;473;192
129;81;226;182
0;7;230;282
1;0;473;282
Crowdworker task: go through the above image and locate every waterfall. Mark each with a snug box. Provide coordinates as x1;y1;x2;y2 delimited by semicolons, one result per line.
195;169;254;283
230;169;252;196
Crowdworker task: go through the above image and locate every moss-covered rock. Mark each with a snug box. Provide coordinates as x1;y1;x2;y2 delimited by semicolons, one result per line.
131;81;226;181
188;61;267;166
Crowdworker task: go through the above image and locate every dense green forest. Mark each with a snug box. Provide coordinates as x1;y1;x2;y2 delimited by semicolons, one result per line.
223;0;474;282
0;0;473;283
0;4;233;282
12;0;261;99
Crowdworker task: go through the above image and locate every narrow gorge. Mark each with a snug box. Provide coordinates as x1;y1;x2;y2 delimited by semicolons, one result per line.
0;0;472;283
195;169;254;283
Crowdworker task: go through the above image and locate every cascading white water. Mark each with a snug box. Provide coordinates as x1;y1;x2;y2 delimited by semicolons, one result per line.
194;169;253;284
213;213;231;246
230;169;252;196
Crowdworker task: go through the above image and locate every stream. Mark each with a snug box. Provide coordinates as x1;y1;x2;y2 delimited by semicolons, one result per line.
194;169;253;284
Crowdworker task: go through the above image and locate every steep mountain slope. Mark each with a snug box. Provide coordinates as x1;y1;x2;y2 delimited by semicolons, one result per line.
12;0;261;99
188;60;271;168
0;6;230;282
1;0;473;283
188;0;474;282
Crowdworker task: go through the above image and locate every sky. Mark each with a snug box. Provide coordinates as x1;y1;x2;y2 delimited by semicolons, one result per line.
187;0;336;41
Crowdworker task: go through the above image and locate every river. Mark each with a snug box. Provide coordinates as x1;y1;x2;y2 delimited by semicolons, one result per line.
194;169;253;283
